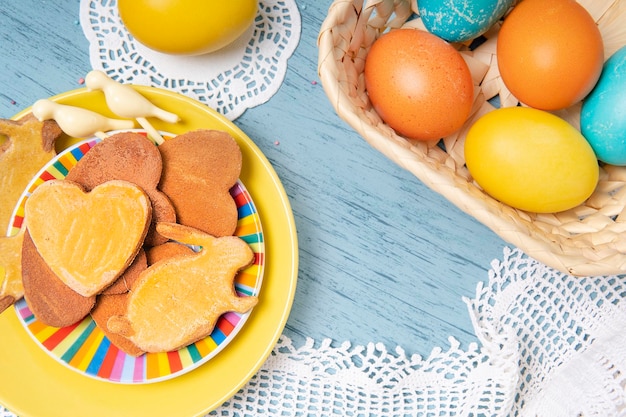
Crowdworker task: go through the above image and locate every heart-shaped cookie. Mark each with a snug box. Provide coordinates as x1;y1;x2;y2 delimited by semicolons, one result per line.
25;179;152;297
65;132;176;246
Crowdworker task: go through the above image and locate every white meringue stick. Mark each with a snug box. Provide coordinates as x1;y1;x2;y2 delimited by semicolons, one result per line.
85;70;180;145
32;99;135;139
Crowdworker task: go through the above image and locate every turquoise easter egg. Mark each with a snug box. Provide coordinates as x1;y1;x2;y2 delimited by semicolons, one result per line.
417;0;515;43
581;45;626;165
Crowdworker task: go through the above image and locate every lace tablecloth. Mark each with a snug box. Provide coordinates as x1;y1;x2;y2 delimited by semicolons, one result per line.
3;247;625;416
79;0;301;120
207;247;626;416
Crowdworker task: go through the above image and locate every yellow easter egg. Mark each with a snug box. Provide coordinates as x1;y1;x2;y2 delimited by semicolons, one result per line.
464;107;599;213
118;0;257;55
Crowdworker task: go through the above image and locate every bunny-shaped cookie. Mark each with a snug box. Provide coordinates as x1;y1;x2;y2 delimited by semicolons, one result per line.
107;222;257;353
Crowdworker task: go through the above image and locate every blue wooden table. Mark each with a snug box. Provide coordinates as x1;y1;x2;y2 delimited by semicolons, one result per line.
0;0;508;413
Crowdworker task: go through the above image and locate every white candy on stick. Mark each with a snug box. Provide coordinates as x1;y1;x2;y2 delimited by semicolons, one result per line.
32;99;135;139
85;70;180;145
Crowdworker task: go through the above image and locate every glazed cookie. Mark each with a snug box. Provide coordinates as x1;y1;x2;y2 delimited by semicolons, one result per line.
92;242;193;357
21;180;151;326
0;229;25;313
107;222;257;353
0;114;62;229
24;180;152;297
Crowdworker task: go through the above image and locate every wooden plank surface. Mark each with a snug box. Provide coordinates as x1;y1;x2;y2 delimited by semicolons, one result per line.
0;0;507;363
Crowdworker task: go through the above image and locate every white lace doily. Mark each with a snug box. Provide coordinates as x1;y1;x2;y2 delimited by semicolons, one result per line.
206;247;626;416
3;247;626;416
78;0;301;120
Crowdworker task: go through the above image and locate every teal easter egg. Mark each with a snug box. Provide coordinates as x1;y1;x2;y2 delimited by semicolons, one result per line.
581;46;626;165
417;0;514;43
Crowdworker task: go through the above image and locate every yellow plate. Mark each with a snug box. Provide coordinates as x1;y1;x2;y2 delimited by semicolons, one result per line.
0;86;299;417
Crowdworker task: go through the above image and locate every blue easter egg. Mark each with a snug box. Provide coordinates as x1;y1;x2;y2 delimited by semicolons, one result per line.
417;0;515;43
581;46;626;165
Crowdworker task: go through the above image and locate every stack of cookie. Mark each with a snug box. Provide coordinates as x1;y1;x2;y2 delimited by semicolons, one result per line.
0;75;258;356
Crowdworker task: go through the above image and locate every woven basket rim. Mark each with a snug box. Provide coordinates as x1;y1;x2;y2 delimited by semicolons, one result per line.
318;0;626;276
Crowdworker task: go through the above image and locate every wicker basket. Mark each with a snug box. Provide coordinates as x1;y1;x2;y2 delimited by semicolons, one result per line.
318;0;626;276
